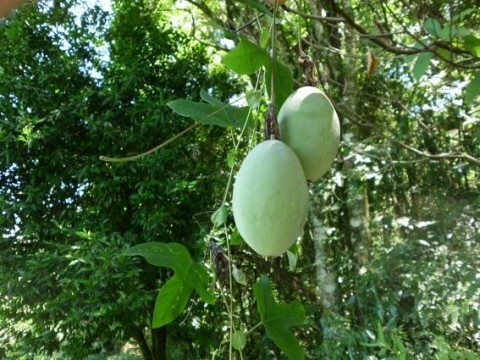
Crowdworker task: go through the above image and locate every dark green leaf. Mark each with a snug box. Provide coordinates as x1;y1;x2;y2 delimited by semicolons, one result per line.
125;242;192;277
253;275;305;360
189;263;215;304
424;18;442;37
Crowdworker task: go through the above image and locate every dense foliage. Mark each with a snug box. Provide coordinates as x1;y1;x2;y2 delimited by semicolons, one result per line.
0;0;479;359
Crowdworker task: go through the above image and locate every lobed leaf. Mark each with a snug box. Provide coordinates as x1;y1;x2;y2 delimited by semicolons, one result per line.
222;36;269;75
253;275;305;360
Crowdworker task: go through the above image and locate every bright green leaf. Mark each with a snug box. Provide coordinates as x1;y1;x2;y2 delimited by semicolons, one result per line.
230;227;244;246
227;149;236;168
222;36;270;75
412;52;432;81
152;275;192;328
211;204;228;227
465;71;480;105
260;29;271;48
462;34;480;57
253;275;305;360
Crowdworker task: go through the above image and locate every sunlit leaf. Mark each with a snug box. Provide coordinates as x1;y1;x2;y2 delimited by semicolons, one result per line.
265;59;293;110
412;52;432;81
254;275;305;360
222;36;269;75
465;71;480;105
211;204;228;227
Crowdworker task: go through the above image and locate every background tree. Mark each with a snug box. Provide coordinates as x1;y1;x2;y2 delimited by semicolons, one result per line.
0;0;240;359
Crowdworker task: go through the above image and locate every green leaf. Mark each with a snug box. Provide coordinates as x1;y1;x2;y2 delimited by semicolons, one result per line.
200;89;252;128
167;99;231;127
412;52;432;81
125;242;191;277
424;18;442;37
265;59;293;110
232;331;247;350
462;34;480;57
287;250;297;272
189;262;215;304
126;243;214;327
465;71;480;105
152;275;192;328
232;264;247;285
260;29;271;48
246;89;262;109
230;227;244;246
253;275;305;360
227;149;236;168
211;204;228;227
222;36;270;75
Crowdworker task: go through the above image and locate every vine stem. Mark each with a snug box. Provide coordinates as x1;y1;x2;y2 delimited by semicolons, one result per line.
99;123;199;162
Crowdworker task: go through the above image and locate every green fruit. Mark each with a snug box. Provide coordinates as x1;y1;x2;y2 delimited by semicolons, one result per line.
278;86;340;181
232;140;309;257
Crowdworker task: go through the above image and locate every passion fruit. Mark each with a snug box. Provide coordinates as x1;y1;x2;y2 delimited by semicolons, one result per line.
232;140;309;257
278;86;340;181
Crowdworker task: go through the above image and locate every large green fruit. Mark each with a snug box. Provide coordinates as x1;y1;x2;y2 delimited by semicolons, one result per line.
232;140;309;257
278;86;340;182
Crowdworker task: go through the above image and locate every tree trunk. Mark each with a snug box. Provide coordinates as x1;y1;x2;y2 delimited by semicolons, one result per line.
151;326;167;360
133;326;153;360
310;210;337;311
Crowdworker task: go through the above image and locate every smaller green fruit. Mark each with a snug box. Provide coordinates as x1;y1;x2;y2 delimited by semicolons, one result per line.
278;86;340;182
